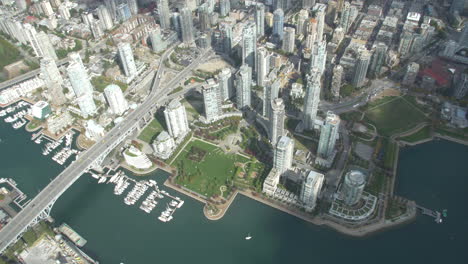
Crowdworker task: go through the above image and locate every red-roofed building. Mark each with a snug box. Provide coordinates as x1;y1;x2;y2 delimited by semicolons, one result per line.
418;58;451;87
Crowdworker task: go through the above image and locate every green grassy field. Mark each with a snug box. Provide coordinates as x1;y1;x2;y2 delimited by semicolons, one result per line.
137;118;164;143
399;125;432;143
365;97;428;136
91;76;128;93
0;37;22;69
174;139;251;198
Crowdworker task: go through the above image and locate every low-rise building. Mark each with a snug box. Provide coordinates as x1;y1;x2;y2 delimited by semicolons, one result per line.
123;146;152;170
31;101;52;120
85;120;105;141
152;131;176;160
47;112;73;135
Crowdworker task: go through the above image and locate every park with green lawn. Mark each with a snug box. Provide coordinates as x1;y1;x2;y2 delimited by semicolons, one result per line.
137;117;165;143
173;139;263;199
364;96;428;136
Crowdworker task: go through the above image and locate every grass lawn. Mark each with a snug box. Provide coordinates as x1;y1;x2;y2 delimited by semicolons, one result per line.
91;76;128;93
0;37;22;69
382;139;397;170
399;125;432;143
365;170;387;195
137;118;164;143
365;97;428;136
174;139;252;198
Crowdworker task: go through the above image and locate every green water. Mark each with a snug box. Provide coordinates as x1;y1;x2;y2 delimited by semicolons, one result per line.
1;120;467;264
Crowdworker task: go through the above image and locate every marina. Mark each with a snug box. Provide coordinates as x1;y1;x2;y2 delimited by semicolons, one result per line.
90;170;184;223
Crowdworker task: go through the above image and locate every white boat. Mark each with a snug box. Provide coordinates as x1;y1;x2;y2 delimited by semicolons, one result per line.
245;233;252;240
91;173;100;179
176;200;184;208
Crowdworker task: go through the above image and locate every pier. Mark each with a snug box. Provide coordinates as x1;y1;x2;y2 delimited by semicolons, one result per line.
416;204;442;223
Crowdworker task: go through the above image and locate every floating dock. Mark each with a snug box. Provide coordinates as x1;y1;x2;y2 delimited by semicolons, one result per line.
58;223;88;247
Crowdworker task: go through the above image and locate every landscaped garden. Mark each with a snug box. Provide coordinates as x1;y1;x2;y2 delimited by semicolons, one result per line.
173;139;263;198
137;116;165;143
399;125;432;143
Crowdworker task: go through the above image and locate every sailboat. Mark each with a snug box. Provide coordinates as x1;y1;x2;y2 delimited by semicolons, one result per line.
245;233;252;240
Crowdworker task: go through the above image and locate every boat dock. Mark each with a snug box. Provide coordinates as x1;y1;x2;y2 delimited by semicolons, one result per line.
416;204;442;223
58;223;88;247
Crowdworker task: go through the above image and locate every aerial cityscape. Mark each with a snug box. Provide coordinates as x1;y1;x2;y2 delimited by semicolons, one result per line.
0;0;467;263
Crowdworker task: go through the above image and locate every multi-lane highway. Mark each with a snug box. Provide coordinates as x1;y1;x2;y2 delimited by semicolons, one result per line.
0;46;213;253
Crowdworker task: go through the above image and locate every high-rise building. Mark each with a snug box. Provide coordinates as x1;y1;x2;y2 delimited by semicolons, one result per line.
219;21;232;54
164;99;190;139
67;61;93;97
90;20;104;39
157;0;171;30
117;3;132;22
152;131;176;159
118;42;137;77
265;12;274;28
256;47;270;87
302;0;316;9
242;22;256;70
150;27;167;53
304;18;318;50
340;1;358;33
68;52;84;69
317;111;340;158
263;79;280;118
309;40;327;74
454;73;468;99
255;3;265;38
273;8;284;41
273;136;294;174
24;24;58;60
58;4;71;20
331;64;343;99
342;170;366;206
312;3;326;42
331;26;345;44
76;94;97;117
269;98;285;145
15;0;27;11
127;0;138;16
104;0;117;21
296;9;309;36
49;0;61;8
351;47;371;87
368;42;387;78
282;27;296;53
217;68;233;101
460;24;468;47
219;0;230;17
303;68;321;130
274;0;288;11
40;57;66;106
199;3;211;32
82;12;94;26
171;12;181;35
203;79;222;122
98;5;114;30
104;84;128;115
402;62;420;86
180;7;194;44
300;170;324;212
197;32;211;50
235;64;252;109
398;30;413;58
85;120;105;141
40;0;54;17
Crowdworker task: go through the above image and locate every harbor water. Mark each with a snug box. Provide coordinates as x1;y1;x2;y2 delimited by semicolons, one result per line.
1;119;467;264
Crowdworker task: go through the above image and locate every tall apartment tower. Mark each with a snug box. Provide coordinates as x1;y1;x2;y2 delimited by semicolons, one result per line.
282;27;296;53
263;80;280;118
351;47;371;87
180;7;195;44
303;68;321;130
273;136;294;174
317;111;340;158
219;0;231;17
256;47;270;87
127;0;138;16
199;3;211;32
24;24;57;60
273;8;284;41
340;2;358;33
342;170;366;206
217;68;233;101
242;22;257;70
66;61;93;97
117;42;137;77
58;4;71;20
300;170;324;212
402;62;420;86
309;40;327;74
235;64;252;109
157;0;171;30
269;98;286;145
296;9;309;36
331;64;343;99
255;3;265;38
98;5;114;30
76;94;97;117
104;0;117;21
312;3;326;42
203;79;222;123
304;18;318;50
164;99;190;139
368;43;387;79
40;57;66;106
104;84;129;115
302;0;316;9
219;22;233;54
